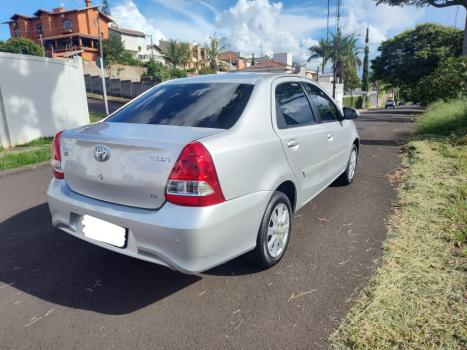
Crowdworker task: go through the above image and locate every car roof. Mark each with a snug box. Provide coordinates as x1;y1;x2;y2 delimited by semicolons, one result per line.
166;72;297;85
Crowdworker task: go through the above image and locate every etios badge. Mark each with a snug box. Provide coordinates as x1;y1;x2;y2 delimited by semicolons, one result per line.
94;145;111;162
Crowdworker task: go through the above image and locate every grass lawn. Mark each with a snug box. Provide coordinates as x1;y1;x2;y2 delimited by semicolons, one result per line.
330;99;467;349
0;147;51;171
0;113;106;171
90;112;106;123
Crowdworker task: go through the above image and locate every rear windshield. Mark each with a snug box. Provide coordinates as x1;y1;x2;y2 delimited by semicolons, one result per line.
106;83;254;129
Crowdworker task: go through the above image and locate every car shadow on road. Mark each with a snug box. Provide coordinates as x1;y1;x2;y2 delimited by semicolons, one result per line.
0;203;200;315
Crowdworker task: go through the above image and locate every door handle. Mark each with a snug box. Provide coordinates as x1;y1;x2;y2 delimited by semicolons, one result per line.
327;133;334;141
287;139;300;150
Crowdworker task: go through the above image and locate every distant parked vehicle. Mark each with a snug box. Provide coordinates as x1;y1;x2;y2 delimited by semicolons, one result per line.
385;99;396;108
47;73;360;274
398;101;405;106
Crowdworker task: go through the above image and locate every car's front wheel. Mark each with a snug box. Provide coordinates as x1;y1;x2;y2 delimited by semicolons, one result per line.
247;191;292;268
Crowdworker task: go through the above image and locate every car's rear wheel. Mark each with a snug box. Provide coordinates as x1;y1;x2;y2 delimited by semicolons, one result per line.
336;145;358;185
247;191;292;268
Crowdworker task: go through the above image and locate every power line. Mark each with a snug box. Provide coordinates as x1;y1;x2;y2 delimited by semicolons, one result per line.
454;5;459;28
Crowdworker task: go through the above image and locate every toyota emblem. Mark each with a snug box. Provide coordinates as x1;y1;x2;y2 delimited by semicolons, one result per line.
94;145;111;162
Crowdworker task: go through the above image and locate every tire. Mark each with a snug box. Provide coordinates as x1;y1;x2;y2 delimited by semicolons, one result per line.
247;191;292;268
335;144;358;185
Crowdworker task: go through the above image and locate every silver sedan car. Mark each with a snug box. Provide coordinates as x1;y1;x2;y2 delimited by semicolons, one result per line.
47;73;360;274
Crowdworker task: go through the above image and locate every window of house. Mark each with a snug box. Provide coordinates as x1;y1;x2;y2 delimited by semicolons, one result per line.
304;83;341;122
63;19;72;30
35;23;43;35
275;82;316;129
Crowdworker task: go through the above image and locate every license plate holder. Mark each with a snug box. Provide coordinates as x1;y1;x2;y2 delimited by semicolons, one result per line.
81;215;127;248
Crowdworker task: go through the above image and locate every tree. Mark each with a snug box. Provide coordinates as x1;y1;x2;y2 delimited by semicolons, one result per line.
251;52;256;66
331;32;362;84
161;39;190;68
102;0;111;15
178;42;191;69
307;39;333;73
373;0;467;55
371;23;462;97
344;66;361;93
204;35;224;70
0;37;42;56
361;26;370;92
103;32;142;67
102;32;125;65
414;56;467;104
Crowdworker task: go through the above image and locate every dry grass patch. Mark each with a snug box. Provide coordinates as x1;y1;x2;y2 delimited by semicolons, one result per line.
330;139;466;349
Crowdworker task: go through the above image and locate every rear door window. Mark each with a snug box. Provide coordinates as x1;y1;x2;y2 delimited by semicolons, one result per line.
304;83;341;122
107;83;254;129
275;82;316;129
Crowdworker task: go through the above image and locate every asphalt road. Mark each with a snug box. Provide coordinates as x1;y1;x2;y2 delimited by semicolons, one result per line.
0;107;421;349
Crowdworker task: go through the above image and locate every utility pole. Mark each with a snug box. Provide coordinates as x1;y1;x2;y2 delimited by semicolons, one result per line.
332;0;341;99
96;16;109;115
326;0;330;41
39;34;45;57
146;34;154;60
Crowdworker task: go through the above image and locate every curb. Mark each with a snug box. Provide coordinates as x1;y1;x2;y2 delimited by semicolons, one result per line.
0;161;49;177
87;92;129;104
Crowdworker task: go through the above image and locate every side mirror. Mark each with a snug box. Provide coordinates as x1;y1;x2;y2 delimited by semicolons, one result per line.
343;107;360;119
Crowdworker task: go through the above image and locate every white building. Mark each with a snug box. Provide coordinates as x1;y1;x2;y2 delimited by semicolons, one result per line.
272;52;292;67
109;26;165;63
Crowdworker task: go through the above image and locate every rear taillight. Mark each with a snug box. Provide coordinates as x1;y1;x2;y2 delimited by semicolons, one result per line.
51;131;64;179
166;142;225;206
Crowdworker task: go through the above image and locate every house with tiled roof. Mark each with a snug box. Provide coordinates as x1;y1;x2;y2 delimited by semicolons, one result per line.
3;0;113;61
109;26;162;62
219;51;249;70
239;58;294;73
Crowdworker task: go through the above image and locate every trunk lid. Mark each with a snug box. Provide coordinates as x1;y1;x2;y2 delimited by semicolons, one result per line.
61;122;223;209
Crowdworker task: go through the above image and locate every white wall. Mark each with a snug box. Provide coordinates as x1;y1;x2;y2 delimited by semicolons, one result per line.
319;81;344;108
121;34;147;54
273;53;292;66
0;53;89;148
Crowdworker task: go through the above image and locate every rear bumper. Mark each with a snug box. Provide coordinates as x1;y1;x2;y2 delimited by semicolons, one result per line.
47;179;270;274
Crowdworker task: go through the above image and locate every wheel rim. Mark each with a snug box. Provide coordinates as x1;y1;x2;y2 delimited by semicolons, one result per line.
267;203;290;258
348;149;357;180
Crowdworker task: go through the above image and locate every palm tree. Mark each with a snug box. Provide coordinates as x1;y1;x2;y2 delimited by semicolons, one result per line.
162;39;182;68
204;35;224;71
331;32;362;84
161;39;191;69
178;42;191;69
307;39;332;73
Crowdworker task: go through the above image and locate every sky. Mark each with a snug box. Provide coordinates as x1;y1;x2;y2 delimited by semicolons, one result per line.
1;0;465;69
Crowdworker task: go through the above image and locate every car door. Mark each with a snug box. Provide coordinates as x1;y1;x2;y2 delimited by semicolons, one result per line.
272;79;329;205
303;83;350;181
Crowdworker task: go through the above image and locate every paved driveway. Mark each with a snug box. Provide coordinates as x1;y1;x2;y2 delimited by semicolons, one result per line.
0;107;421;349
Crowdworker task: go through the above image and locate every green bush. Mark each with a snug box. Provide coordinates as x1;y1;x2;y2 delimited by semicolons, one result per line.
414;56;467;105
416;99;467;136
343;96;364;109
143;59;171;81
169;68;187;78
198;67;216;75
0;37;42;56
